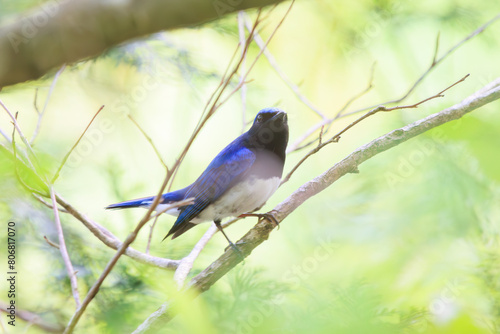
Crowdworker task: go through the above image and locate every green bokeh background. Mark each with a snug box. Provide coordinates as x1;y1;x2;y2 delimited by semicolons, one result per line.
1;0;500;333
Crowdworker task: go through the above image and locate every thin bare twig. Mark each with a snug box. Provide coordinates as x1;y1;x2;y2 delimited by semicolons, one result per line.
0;301;64;333
288;14;500;153
281;74;469;184
10;113;47;198
170;2;292;192
1;98;41;173
171;216;243;286
214;1;295;110
50;186;81;308
145;216;160;254
287;62;377;153
432;32;440;65
318;125;325;146
44;235;60;249
148;197;195;220
33;193;68;213
128;115;168;170
243;10;327;120
170;216;244;287
334;61;377;119
379;74;469;111
0;111;37;189
173;224;218;289
166;10;264;192
33;88;39;112
31;64;66;145
340;13;500;118
9;111;44;200
201;32;248;120
52;105;104;183
238;11;249;134
144;196;197;254
193;9;270;132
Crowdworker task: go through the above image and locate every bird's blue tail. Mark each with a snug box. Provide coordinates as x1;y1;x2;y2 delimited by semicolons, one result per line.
105;197;153;210
105;187;189;210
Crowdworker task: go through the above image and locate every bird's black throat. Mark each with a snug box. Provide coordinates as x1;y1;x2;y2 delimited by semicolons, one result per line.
244;111;288;163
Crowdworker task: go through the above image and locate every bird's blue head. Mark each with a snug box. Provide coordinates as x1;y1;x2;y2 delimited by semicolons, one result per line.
246;108;288;160
250;107;288;131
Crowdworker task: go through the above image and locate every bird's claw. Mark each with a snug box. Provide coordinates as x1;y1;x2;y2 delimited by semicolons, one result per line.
262;212;280;229
239;212;280;229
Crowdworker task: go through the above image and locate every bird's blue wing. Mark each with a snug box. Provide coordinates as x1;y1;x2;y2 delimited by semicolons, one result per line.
167;145;255;236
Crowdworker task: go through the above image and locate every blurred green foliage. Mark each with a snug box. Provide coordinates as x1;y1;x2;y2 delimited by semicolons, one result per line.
1;0;500;333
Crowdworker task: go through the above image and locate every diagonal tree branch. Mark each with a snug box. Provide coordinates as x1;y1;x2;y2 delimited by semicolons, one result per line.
0;0;285;88
132;77;500;333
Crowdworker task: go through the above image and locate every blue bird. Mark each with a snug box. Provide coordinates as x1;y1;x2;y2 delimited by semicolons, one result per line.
106;108;289;250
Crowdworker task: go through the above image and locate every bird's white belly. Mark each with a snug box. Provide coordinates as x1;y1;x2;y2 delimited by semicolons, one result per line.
155;176;281;224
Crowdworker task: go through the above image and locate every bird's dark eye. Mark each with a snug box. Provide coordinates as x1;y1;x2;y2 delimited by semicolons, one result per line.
256;114;264;123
